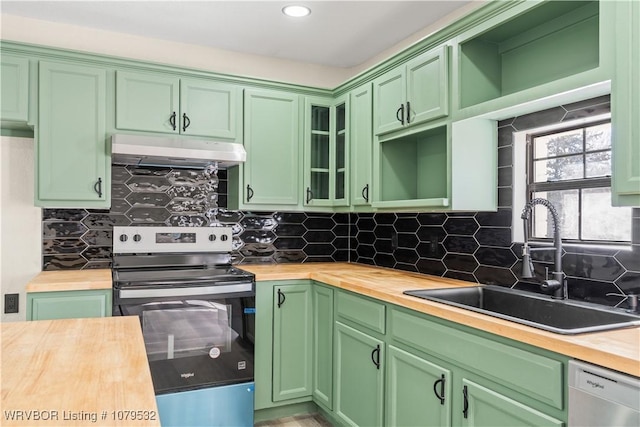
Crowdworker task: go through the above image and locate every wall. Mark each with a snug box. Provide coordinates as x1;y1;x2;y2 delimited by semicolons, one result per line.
41;166;349;270
351;95;640;309
0;137;41;321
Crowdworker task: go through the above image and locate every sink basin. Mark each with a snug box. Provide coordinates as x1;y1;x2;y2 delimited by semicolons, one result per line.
404;286;640;334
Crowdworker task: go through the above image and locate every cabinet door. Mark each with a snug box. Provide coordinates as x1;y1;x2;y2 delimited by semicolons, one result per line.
116;71;179;134
272;284;312;401
304;97;332;206
334;97;349;206
334;322;384;427
386;345;452;427
350;83;373;206
244;89;300;206
312;285;334;409
180;79;240;140
1;55;29;122
612;0;640;206
373;65;406;135
37;61;108;207
406;46;449;126
461;379;563;427
27;290;112;321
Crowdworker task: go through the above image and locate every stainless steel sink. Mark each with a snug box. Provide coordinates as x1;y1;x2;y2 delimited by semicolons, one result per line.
404;286;640;334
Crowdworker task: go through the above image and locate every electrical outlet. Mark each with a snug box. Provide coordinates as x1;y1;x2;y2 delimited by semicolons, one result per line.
4;293;19;314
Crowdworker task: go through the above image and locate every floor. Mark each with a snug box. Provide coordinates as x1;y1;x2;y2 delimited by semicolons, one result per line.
255;413;333;427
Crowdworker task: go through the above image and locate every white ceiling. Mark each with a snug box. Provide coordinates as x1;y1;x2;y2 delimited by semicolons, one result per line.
0;0;474;68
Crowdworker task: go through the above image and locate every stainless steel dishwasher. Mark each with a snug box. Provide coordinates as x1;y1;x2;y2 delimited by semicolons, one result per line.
569;360;640;427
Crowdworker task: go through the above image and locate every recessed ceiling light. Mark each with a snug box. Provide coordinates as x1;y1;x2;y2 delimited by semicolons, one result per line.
282;5;311;18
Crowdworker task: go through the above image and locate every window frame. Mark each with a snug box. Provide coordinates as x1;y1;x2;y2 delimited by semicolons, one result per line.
525;119;631;245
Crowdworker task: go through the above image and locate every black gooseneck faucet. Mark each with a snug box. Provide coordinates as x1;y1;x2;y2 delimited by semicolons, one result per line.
520;198;567;300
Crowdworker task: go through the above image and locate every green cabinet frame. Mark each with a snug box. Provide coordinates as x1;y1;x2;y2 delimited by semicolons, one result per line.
27;289;112;321
36;61;109;208
1;55;29;124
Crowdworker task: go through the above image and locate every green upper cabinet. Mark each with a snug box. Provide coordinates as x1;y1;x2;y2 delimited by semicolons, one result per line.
454;0;606;118
37;61;109;208
303;95;348;208
1;55;29;124
230;89;301;208
115;71;241;140
612;0;640;206
349;83;373;208
386;345;452;427
373;45;449;136
272;283;313;402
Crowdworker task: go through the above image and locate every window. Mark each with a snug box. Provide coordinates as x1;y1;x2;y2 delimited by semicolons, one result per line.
526;121;632;243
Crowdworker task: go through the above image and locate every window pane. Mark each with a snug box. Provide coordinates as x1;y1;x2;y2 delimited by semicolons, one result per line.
533;128;583;159
585;123;611;151
581;188;631;241
532;190;579;239
585;151;611;177
534;155;584;182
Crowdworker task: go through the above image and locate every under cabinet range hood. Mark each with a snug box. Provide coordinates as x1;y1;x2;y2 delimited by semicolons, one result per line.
111;134;246;169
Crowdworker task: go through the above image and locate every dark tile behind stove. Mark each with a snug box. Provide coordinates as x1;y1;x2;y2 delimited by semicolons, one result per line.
41;166;348;270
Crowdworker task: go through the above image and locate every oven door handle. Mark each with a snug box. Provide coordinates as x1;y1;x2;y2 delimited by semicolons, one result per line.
118;283;254;299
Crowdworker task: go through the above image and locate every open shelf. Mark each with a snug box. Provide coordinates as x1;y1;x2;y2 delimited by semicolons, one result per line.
376;125;448;207
459;1;600;108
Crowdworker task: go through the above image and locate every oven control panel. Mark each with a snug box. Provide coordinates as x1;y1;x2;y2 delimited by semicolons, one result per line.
113;226;233;253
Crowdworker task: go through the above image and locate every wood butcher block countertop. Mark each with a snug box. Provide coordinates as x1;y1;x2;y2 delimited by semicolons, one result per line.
26;269;112;293
239;262;640;377
1;316;159;426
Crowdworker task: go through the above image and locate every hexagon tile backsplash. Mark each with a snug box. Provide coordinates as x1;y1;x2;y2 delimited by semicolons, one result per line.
41;95;639;308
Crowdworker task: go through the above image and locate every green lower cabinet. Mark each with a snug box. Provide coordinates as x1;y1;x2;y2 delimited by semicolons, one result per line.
334;321;384;427
460;379;564;427
312;284;333;409
272;283;313;402
27;290;112;321
386;345;452;427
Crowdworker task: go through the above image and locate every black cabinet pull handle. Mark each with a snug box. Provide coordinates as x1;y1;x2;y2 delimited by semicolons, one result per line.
277;289;285;308
182;113;191;131
169;111;177;131
406;101;411;124
93;177;103;198
362;184;369;203
306;187;313;204
433;374;445;405
395;104;405;125
371;344;380;369
463;385;469;419
246;185;254;202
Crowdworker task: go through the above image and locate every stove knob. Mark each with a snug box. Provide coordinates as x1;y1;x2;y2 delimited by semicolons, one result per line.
220;234;229;242
133;234;142;242
209;234;217;242
119;234;128;242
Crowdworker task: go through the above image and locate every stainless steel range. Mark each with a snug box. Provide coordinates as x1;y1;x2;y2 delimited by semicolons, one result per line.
112;226;255;427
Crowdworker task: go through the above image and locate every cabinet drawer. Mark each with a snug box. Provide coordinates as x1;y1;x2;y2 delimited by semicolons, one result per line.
336;291;385;335
389;308;565;410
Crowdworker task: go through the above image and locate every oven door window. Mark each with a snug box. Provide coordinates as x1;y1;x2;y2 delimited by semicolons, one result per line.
122;297;254;394
141;300;235;360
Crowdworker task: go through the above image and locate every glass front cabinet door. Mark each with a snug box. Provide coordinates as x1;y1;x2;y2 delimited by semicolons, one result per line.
304;96;349;207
